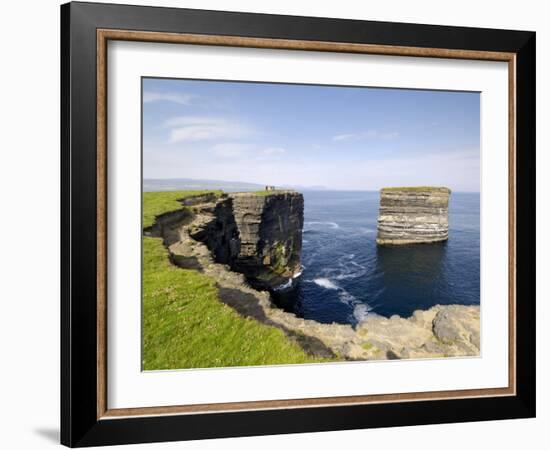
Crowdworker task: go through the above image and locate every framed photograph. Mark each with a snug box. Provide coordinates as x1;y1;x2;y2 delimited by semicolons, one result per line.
61;1;536;447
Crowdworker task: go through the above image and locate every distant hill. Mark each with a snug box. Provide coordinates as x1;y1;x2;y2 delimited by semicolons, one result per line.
143;178;327;192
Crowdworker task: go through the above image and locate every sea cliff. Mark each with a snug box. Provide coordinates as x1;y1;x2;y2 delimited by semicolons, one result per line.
229;192;303;289
377;187;451;245
145;190;479;362
150;190;303;290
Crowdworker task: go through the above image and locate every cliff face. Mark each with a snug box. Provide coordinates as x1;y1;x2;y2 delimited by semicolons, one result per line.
376;187;451;245
230;192;304;289
186;191;303;290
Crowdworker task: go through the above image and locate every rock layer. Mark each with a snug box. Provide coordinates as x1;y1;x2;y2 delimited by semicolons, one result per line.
376;187;451;245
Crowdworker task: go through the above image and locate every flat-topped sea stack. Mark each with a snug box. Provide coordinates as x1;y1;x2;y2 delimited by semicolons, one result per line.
376;186;451;245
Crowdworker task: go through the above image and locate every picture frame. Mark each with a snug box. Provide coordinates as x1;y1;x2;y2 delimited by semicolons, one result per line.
60;1;536;447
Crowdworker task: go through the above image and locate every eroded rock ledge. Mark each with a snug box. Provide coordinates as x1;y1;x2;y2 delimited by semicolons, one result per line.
147;192;479;361
377;187;451;245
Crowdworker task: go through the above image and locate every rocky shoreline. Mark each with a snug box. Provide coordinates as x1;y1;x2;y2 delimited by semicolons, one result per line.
145;192;480;361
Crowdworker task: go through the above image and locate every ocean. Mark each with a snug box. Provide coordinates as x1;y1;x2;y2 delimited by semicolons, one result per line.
272;190;480;325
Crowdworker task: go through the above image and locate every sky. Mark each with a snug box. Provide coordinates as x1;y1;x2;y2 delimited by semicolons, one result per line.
142;78;480;192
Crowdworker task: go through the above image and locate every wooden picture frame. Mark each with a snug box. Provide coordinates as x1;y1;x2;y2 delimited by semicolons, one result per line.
61;1;535;447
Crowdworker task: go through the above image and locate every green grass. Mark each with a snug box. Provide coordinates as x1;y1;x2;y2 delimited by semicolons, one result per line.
249;189;287;197
142;190;221;228
142;190;328;370
381;186;450;192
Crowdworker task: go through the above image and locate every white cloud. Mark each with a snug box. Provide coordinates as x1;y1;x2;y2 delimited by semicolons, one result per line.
143;91;195;105
332;130;399;142
210;144;286;159
143;147;479;192
164;116;253;143
260;147;286;155
211;143;252;157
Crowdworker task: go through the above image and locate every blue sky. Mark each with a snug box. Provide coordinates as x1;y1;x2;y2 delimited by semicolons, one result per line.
143;78;480;192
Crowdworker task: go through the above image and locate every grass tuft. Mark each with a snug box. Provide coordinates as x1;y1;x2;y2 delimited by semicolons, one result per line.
249;190;289;197
381;186;450;193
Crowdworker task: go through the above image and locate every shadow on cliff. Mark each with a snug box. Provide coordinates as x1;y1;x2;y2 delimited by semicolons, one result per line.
217;286;335;359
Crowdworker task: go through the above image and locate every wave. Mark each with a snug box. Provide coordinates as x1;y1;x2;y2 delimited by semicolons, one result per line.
309;276;372;324
338;290;356;304
274;278;293;291
320;255;367;281
312;278;339;290
353;303;371;323
359;227;375;234
339;285;372;324
304;221;340;230
335;268;367;281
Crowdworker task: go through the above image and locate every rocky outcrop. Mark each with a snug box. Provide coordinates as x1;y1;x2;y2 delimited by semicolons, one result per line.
376;187;451;245
147;192;479;361
182;191;303;290
354;305;480;360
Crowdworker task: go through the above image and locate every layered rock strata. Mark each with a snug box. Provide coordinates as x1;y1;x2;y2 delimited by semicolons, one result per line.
230;192;304;289
376;187;451;245
146;192;479;361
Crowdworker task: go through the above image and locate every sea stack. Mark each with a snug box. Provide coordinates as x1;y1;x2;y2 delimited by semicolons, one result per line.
376;187;451;245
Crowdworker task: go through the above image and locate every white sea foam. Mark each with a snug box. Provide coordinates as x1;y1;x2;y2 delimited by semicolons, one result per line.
313;278;339;290
334;269;366;281
360;227;375;234
353;303;371;323
305;221;340;230
310;276;372;324
338;290;356;304
330;256;367;280
274;278;293;291
339;290;372;323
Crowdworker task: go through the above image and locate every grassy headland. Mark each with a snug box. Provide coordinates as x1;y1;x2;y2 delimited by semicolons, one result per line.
250;189;284;197
142;190;325;370
143;190;221;228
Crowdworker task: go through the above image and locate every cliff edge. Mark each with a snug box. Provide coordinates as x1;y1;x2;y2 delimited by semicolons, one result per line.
376;186;451;245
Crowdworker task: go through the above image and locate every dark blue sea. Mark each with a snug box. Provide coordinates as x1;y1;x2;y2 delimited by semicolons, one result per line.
272;191;480;325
